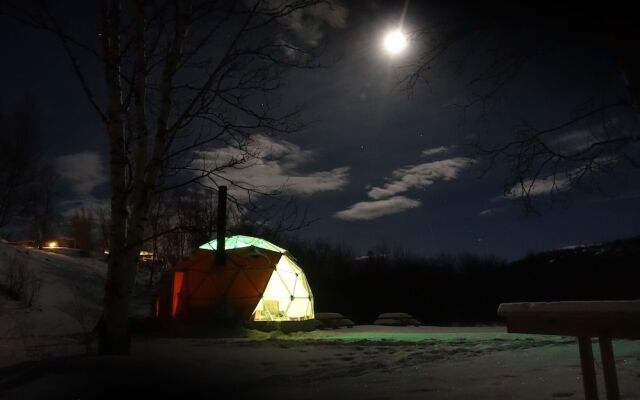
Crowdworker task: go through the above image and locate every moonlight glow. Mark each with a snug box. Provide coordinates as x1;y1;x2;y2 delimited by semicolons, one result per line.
383;29;407;55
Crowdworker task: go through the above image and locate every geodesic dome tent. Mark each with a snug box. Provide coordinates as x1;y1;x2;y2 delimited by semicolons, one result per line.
156;235;314;322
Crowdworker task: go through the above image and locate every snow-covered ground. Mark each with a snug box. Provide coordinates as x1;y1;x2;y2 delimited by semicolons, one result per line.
1;327;639;399
0;243;155;366
1;242;639;399
0;243;106;364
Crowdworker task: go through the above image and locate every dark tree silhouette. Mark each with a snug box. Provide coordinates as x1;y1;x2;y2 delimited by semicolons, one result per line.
70;207;95;253
29;164;58;249
0;99;42;232
280;236;639;325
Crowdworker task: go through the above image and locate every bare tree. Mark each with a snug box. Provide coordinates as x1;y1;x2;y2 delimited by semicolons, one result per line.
146;185;314;268
96;206;110;253
405;2;640;209
5;0;335;353
29;164;58;249
177;189;218;250
0;99;42;233
70;207;95;253
146;195;163;288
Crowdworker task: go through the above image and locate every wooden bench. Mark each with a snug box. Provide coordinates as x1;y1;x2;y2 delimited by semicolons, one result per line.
497;301;640;400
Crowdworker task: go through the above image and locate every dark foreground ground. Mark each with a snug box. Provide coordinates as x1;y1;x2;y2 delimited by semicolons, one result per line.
1;326;639;400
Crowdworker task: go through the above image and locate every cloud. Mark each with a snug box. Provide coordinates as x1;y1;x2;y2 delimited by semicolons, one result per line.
479;207;503;217
552;118;624;152
54;152;107;195
367;157;475;200
334;152;473;221
505;175;571;199
503;156;618;200
277;0;348;46
421;146;451;158
335;196;421;221
192;134;349;201
58;197;109;217
547;129;609;155
54;152;109;216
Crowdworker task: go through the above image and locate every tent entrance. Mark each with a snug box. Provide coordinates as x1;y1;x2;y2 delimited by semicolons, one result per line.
251;255;314;321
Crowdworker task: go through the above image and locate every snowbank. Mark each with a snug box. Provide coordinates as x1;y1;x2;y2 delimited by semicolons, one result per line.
498;300;640;314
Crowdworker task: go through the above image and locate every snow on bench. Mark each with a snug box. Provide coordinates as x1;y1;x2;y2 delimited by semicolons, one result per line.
314;312;354;329
497;300;640;338
498;300;640;314
374;312;420;326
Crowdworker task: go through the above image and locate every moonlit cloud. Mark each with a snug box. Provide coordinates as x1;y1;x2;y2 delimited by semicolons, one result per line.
262;0;348;46
335;196;421;221
335;154;474;221
552;118;623;153
54;152;107;195
552;129;598;150
289;1;347;45
53;152;109;216
504;156;618;200
421;146;451;157
479;207;503;217
505;176;571;199
367;157;475;200
193;134;349;201
58;197;109;217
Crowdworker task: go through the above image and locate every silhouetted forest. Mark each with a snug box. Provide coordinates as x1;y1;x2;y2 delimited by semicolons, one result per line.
277;236;640;324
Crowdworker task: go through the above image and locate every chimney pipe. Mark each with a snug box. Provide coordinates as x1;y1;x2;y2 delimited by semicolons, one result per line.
216;186;227;265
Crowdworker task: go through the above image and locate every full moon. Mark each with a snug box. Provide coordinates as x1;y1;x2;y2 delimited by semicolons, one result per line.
383;29;407;55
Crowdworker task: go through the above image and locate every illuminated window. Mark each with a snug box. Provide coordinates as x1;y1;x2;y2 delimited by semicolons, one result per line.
252;255;314;321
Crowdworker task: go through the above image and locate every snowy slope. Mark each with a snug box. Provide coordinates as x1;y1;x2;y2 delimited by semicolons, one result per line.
0;243;107;366
0;243;106;337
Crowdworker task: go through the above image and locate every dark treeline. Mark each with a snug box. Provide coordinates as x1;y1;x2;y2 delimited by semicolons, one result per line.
275;236;640;325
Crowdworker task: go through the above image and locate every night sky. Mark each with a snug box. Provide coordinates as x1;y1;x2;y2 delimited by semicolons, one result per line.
2;1;639;260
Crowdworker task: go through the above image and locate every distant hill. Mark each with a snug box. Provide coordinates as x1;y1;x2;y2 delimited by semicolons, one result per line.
505;236;640;303
515;236;640;267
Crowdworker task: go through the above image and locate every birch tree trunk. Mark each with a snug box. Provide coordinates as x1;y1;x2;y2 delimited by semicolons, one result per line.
99;0;138;354
98;0;188;354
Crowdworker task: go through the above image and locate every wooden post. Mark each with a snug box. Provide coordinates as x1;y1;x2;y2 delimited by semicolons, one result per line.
598;336;620;400
216;186;227;265
578;337;599;400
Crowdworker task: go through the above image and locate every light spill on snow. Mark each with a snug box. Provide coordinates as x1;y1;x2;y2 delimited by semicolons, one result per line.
128;334;639;400
2;333;635;400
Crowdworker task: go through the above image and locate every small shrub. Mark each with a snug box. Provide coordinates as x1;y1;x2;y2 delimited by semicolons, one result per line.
1;252;42;307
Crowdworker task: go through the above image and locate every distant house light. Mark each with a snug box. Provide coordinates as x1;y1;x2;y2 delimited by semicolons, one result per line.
46;241;58;248
103;249;154;260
